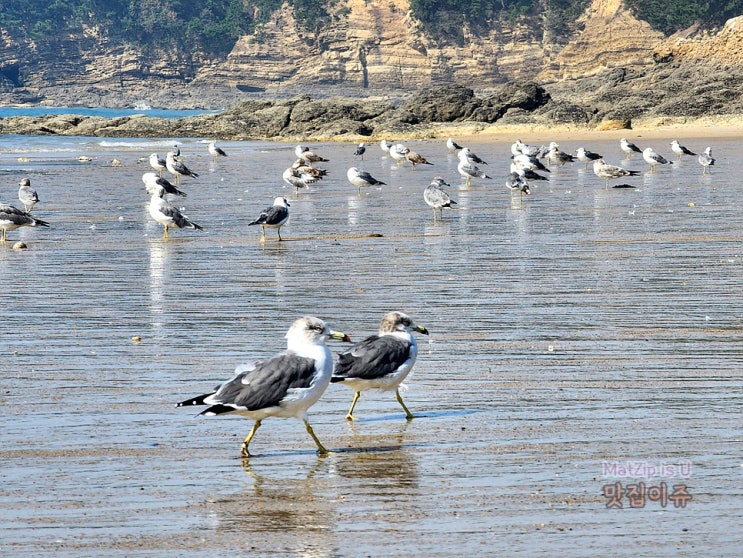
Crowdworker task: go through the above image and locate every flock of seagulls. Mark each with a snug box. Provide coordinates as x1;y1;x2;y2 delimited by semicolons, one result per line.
177;311;428;457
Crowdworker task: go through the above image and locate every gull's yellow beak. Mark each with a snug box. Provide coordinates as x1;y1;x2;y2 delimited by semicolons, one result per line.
330;330;352;343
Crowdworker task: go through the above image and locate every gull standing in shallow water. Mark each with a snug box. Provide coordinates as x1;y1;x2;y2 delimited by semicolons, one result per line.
347;167;386;194
18;178;39;212
506;170;531;201
176;317;351;457
575;147;602;169
208;141;227;160
424;177;457;221
147;184;203;239
248;196;290;241
295;145;329;165
620;138;643;160
698;147;715;174
457;149;492;186
670;140;696;160
142;172;187;198
353;143;366;160
166;151;199;185
643;147;672;173
149;153;167;176
331;311;429;421
0;202;49;242
593;159;640;189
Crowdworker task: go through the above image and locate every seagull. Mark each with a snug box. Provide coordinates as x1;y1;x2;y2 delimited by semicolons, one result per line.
353;143;366;160
643;147;672;173
0;203;49;242
142;172;187;198
331;311;429;421
546;142;575;166
295;145;329;165
446;138;464;151
149;153;167;176
282;166;316;192
292;159;328;179
512;153;550;174
208;141;227;159
171;144;181;158
620;138;643;160
513;139;547;158
575;147;603;169
698;147;715;174
176;316;351;457
18;178;39;212
380;139;393;155
670;140;696;160
147;184;203;239
593;159;641;189
166;151;198;185
459;147;488;165
389;143;409;166
506;170;531;200
510;163;548;181
248;197;290;241
424;177;457;221
457;150;492;186
347;167;386;193
405;150;433;168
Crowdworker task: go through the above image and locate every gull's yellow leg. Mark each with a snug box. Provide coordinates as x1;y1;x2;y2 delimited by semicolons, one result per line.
345;391;361;421
260;226;266;243
241;419;262;458
163;225;169;239
304;419;329;455
396;389;415;420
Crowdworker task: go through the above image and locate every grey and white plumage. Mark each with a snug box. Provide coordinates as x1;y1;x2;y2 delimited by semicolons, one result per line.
546;142;575;166
292;159;328;179
295;145;329;165
424;177;457;221
512;139;547;158
506;170;531;199
459;147;488;165
248;196;290;241
331;311;429;421
405;150;433;168
510;163;548;181
643;147;672;173
380;139;393;155
282;166;317;192
698;147;715;174
353;143;366;160
208;141;227;159
512;153;550;174
347;167;386;193
457;149;491;186
171;144;181;158
575;147;603;169
148;184;203;239
142;172;187;198
166;151;199;185
0;202;49;242
149;153;167;176
620;138;643;160
593;158;640;188
176;316;351;457
446;138;463;151
670;140;696;160
18;178;39;212
389;143;409;165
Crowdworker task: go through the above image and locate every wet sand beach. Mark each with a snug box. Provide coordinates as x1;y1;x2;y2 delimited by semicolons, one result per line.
1;131;741;556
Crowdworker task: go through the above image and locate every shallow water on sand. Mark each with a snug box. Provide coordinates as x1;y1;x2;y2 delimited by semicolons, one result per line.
1;134;741;556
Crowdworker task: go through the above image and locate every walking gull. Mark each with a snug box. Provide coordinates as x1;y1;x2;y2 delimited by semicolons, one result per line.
176;316;351;457
0;202;49;242
424;177;457;221
147;184;202;239
331;312;429;421
248;196;290;241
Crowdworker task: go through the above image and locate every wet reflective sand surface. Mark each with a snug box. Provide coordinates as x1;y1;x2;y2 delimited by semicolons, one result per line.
1;134;741;556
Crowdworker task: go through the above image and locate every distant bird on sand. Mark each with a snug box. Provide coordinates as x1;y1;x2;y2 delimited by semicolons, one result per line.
353;143;366;160
249;197;290;241
347;167;386;193
331;311;429;421
18;178;39;212
593;159;640;189
166;151;199;185
698;147;715;174
424;177;457;221
620;138;643;160
0;202;48;242
147;184;202;239
670;140;696;160
176;316;351;457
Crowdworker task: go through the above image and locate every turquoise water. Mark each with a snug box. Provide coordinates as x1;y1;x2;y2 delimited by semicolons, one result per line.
0;106;221;119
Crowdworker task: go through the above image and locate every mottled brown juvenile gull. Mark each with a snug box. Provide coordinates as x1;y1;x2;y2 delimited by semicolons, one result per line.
176;317;351;457
331;312;429;421
593;159;640;189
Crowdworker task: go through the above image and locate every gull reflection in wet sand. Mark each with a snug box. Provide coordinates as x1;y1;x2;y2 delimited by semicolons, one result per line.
148;239;169;333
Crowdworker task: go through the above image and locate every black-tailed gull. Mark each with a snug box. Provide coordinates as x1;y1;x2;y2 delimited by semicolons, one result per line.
249;197;290;241
620;138;643;160
446;138;463;151
208;141;227;159
424;177;457;221
147;184;202;239
143;172;187;198
176;316;351;457
575;147;603;169
347;167;386;193
642;147;672;173
331;311;428;421
149;153;167;176
457;150;492;186
0;202;49;242
166;151;199;185
698;147;715;174
506;170;531;200
670;140;696;160
353;143;366;160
